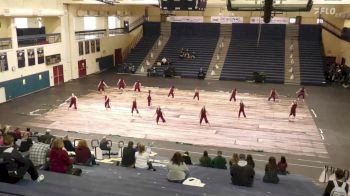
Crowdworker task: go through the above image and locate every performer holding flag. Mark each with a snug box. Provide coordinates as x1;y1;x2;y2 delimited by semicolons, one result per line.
104;95;111;109
168;85;175;98
289;100;298;121
238;100;246;118
117;78;126;90
154;106;166;125
193;88;199;101
133;80;141;92
296;87;307;101
268;88;278;102
67;93;78;110
199;106;210;126
229;88;237;102
97;80;108;92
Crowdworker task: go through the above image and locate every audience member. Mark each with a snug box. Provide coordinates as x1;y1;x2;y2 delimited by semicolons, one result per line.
246;154;255;169
229;153;239;167
134;143;155;171
12;128;22;141
0;135;44;184
0;132;3;146
121;141;136;167
199;150;211;167
18;132;33;153
39;129;55;144
182;151;193;165
29;142;50;169
49;138;74;174
63;135;75;152
277;156;288;175
75;139;97;166
230;154;255;187
263;156;279;184
167;152;189;183
26;128;33;137
197;67;205;79
100;136;111;152
323;168;349;196
211;151;227;169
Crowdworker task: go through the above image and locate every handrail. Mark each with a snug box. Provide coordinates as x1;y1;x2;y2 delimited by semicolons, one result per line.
0;37;12;50
75;29;106;40
129;16;145;32
17;33;61;47
320;16;343;39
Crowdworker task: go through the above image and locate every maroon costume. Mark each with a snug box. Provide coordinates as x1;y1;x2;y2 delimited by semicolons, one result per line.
297;88;305;99
289;102;298;117
68;96;77;110
147;91;152;107
134;81;141;92
238;102;246;118
168;86;175;98
230;88;237;102
131;100;139;114
193;90;199;100
117;79;126;89
97;80;107;92
105;96;110;109
200;108;209;125
268;89;277;102
156;108;166;124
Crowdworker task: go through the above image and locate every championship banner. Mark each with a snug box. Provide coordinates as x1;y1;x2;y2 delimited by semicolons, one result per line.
37;47;44;64
96;39;101;52
78;41;84;56
27;49;35;66
250;17;289;24
0;52;8;72
85;40;90;54
211;16;243;24
166;16;204;23
91;40;96;53
17;50;25;68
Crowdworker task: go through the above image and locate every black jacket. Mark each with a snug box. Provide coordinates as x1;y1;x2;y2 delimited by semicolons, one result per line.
19;139;33;152
63;140;75;152
121;147;136;167
0;146;28;183
230;160;255;187
323;180;349;196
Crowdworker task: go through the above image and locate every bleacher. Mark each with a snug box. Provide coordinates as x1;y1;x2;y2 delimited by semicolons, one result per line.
124;22;160;70
157;23;220;78
299;25;326;85
0;164;322;196
220;24;285;83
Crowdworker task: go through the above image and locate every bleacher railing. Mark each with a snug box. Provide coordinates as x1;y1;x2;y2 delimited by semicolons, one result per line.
320;17;342;38
129;16;145;32
17;33;61;47
0;37;12;50
75;29;106;41
109;28;126;36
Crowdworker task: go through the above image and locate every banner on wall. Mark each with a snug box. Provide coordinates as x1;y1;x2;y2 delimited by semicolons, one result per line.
17;50;25;68
85;40;90;54
96;39;100;52
166;16;204;23
91;40;96;53
250;17;289;24
78;41;84;56
0;52;8;72
211;16;243;24
27;49;35;66
37;47;44;64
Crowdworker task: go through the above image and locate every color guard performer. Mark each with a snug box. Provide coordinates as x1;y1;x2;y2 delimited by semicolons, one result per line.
193;88;199;100
117;78;126;90
67;93;78;110
289;100;298;120
168;85;175;98
199;106;210;126
97;80;108;92
229;88;237;102
268;88;278;102
296;87;307;101
133;80;141;92
104;95;111;109
155;106;166;125
131;98;139;116
147;90;152;107
238;100;246;118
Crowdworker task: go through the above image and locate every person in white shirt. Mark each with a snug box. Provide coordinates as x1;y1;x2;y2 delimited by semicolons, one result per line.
134;144;155;171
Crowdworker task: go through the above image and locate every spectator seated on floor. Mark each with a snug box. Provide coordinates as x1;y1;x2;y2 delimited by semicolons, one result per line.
121;141;136;167
134;143;155;171
197;68;206;80
246;154;255;169
18;132;33;153
0;135;44;184
75;139;97;166
11;128;22;142
63;135;75;152
229;153;239;167
199;150;211;168
182;151;193;165
100;136;111;154
230;154;255;187
167;152;189;183
29;141;50;169
39;129;55;144
263;156;279;184
179;48;196;59
211;151;227;169
49;138;81;176
161;57;168;65
323;168;349;196
277;156;289;175
25;128;33;137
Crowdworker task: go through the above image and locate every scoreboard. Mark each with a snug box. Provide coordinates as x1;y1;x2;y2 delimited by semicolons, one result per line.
160;0;207;11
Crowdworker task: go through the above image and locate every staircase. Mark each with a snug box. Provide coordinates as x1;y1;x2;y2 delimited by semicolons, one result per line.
206;24;232;80
284;25;301;85
136;22;171;75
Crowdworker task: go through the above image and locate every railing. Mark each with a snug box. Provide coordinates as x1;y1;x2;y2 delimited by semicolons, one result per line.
109;28;126;36
129;16;145;32
17;33;61;47
0;38;12;50
122;29;143;62
75;29;106;41
320;17;343;38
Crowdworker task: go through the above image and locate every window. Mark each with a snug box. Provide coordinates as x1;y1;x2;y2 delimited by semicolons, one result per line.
84;17;97;31
289;18;296;24
317;18;324;24
15;18;28;28
108;16;121;29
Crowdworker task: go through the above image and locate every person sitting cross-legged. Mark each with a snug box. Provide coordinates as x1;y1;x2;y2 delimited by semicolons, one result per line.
230;154;255;187
121;141;136;167
134;144;155;171
29;141;50;169
211;151;227;169
167;152;189;183
263;156;279;184
199;151;212;168
75;140;97;166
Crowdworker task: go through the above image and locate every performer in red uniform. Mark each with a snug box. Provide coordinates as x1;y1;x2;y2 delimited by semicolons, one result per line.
296;87;307;101
104;95;111;109
289;100;298;120
117;78;126;90
168;85;175;98
147;90;152;107
193;89;199;100
131;98;139;116
67;93;78;110
229;88;237;102
155;106;166;125
268;88;278;102
133;80;141;92
97;80;108;92
199;106;210;126
238;100;246;118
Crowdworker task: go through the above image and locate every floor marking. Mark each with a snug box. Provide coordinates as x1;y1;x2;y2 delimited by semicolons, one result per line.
311;109;317;118
319;128;324;134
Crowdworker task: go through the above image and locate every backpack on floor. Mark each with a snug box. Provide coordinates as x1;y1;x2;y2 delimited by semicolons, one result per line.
330;180;347;196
